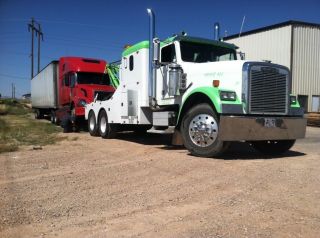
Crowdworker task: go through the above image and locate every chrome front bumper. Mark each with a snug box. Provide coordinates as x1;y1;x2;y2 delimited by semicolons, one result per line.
219;116;307;141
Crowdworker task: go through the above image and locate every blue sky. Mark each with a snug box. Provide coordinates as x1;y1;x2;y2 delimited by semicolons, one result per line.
1;0;319;97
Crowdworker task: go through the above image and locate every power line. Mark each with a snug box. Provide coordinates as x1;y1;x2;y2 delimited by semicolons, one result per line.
37;18;120;30
0;73;29;79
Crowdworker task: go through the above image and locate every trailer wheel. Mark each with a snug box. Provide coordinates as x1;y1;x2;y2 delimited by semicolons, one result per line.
251;140;296;155
50;110;55;124
180;103;228;157
88;111;99;136
34;109;43;119
98;110;116;139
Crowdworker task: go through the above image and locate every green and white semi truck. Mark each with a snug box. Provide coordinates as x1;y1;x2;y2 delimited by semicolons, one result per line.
85;9;306;157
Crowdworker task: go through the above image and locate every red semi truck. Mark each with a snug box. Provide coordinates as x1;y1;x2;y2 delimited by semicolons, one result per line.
31;57;115;131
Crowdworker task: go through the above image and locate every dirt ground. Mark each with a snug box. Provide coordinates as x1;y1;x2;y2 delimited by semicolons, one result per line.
0;126;319;238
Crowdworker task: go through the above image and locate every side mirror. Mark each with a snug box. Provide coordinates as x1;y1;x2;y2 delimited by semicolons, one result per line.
238;51;245;60
70;74;76;88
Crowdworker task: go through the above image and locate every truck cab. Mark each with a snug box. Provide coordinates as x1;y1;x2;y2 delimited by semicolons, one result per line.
56;57;115;125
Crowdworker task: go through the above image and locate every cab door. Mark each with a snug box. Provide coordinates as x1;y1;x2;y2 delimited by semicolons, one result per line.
157;43;177;100
60;73;71;106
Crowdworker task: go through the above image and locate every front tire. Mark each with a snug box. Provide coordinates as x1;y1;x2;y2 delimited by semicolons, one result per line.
88;111;99;136
98;110;116;139
251;140;296;155
50;110;56;124
181;103;228;157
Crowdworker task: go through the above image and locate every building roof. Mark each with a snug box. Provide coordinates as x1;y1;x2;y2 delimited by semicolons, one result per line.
224;20;320;40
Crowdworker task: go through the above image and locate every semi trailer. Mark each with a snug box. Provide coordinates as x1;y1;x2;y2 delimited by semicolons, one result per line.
85;9;306;157
31;57;115;131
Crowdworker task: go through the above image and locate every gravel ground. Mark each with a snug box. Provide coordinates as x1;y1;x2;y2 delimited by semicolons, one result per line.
0;127;319;238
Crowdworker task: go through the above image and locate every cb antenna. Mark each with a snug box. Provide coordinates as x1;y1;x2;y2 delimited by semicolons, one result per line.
239;15;246;37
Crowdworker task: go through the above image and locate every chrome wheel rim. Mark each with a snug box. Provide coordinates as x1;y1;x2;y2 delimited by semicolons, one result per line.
188;114;218;147
100;116;107;133
89;115;95;131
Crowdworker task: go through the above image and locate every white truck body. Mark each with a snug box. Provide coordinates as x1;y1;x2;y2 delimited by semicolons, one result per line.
86;46;244;125
84;9;306;157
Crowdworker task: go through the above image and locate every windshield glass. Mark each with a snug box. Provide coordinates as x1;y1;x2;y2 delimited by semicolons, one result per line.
76;72;110;85
180;41;236;63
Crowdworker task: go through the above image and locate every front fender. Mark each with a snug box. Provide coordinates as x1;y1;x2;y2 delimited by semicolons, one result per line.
177;87;243;125
177;87;222;125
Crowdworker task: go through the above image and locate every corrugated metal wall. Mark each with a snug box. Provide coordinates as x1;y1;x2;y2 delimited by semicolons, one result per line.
225;24;320;112
225;26;292;68
292;25;320;111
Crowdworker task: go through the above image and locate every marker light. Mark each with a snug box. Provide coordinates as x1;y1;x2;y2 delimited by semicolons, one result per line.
213;80;220;87
290;95;297;105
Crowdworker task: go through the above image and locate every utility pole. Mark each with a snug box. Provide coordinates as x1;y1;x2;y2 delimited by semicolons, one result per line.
28;18;44;79
36;23;43;73
11;83;15;99
28;18;35;79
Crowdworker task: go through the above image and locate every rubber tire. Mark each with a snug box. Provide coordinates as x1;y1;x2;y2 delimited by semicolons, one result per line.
54;114;60;125
34;109;43;119
98;110;116;139
180;103;228;157
251;140;296;155
62;119;72;133
88;111;99;136
50;111;55;124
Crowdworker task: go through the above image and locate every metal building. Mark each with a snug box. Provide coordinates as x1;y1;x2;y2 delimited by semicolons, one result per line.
224;21;320;112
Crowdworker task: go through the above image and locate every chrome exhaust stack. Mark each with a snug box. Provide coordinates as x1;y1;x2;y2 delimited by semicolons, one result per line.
147;8;159;108
214;22;220;41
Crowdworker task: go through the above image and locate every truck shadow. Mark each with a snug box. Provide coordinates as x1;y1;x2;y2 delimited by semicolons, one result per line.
213;142;306;160
114;132;306;160
115;131;173;146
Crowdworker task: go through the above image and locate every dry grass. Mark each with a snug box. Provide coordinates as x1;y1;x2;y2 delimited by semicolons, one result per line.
0;99;63;153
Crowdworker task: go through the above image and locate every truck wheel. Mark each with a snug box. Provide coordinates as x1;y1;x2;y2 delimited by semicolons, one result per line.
50;111;55;124
88;111;99;136
181;103;228;157
35;109;43;119
251;140;296;155
98;110;116;139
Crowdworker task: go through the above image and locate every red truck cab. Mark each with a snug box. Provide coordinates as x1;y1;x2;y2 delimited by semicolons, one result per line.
56;57;114;128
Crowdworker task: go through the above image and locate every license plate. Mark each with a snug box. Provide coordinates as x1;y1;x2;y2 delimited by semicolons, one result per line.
264;118;276;128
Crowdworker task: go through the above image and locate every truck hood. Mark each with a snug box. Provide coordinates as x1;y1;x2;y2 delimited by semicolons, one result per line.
78;84;114;92
76;84;114;102
181;60;246;101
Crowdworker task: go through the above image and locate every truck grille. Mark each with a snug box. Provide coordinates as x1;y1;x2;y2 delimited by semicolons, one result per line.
249;65;288;114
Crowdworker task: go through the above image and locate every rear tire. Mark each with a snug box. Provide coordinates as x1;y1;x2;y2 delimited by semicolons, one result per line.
50;110;55;124
98;110;116;139
88;111;99;136
251;140;296;155
180;103;229;157
34;109;43;119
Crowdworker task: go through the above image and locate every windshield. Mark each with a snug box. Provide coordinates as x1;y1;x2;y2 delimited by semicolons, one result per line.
180;41;236;63
76;72;110;85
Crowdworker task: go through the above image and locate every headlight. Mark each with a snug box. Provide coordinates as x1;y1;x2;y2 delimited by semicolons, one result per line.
290;95;297;105
78;99;87;107
220;91;237;101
